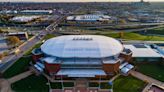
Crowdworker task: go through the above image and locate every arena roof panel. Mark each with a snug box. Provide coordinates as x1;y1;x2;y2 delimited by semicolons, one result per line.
41;35;123;58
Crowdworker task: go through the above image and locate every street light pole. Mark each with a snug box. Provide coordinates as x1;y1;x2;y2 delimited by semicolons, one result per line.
46;78;51;92
61;75;64;91
111;83;113;92
108;81;113;92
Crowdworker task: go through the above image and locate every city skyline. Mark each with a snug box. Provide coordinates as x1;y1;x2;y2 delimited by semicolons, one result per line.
1;0;164;2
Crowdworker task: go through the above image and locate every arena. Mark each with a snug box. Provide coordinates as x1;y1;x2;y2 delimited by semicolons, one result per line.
32;35;133;78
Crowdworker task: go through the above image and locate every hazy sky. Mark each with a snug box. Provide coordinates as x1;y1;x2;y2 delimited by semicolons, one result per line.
1;0;164;2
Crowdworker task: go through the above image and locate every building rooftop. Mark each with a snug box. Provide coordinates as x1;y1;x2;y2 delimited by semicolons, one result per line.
67;14;111;21
8;32;27;35
123;44;162;58
10;16;40;22
41;35;123;58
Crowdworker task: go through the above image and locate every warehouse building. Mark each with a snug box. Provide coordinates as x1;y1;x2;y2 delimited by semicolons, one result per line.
66;15;114;24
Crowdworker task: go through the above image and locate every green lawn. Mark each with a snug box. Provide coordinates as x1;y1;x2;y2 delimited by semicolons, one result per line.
3;57;31;78
113;76;146;92
11;75;145;92
50;82;74;89
95;32;164;41
89;82;99;87
3;42;42;78
89;76;146;92
11;75;49;92
43;34;56;40
142;27;164;35
137;63;164;82
100;82;112;89
3;34;56;78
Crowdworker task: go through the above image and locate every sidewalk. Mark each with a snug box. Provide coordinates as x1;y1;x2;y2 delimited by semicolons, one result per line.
0;79;12;92
7;70;33;83
0;70;33;92
130;70;164;87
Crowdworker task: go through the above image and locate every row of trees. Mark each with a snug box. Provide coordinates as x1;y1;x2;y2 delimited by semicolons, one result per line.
0;36;21;60
6;36;21;48
0;51;9;60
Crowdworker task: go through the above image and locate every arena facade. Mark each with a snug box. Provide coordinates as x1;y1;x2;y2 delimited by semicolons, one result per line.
32;35;133;79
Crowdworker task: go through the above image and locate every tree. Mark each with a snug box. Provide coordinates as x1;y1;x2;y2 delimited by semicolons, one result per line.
119;31;124;38
0;53;4;60
6;36;20;47
3;51;9;56
0;29;3;33
119;19;127;24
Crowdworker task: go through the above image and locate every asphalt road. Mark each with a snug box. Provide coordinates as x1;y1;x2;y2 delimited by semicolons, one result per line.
0;15;64;73
0;35;41;73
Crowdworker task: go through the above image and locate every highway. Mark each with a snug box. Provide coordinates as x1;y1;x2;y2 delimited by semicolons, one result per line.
62;22;164;28
0;36;39;72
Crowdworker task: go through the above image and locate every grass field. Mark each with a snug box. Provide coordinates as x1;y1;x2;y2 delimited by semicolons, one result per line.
3;57;31;78
95;32;164;41
137;63;164;82
11;75;145;92
3;34;56;78
136;27;164;35
50;82;74;89
144;27;164;35
89;76;146;92
11;75;49;92
3;42;42;78
89;82;99;87
113;76;146;92
11;75;74;92
43;34;56;40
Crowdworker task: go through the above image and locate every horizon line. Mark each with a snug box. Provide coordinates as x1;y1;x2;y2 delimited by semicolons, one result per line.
0;1;164;2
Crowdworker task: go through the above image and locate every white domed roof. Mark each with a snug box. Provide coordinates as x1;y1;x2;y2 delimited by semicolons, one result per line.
41;35;123;58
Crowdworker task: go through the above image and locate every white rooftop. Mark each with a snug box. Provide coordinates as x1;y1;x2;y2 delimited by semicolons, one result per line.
67;15;111;21
8;32;27;35
66;16;74;20
124;44;162;58
10;16;40;22
41;35;123;58
21;10;53;13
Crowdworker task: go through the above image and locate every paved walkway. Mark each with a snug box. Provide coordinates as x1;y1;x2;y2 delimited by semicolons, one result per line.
7;70;33;83
130;70;164;87
142;83;152;92
109;74;120;82
0;70;33;92
0;79;12;92
75;78;88;92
